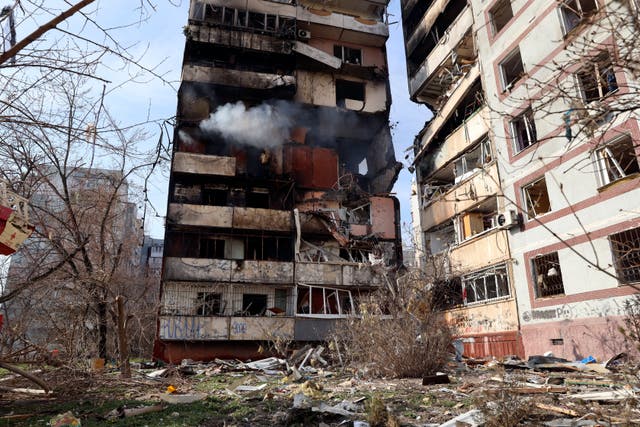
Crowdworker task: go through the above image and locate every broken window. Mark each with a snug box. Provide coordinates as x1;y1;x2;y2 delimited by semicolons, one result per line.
522;177;551;219
173;183;202;204
560;0;597;34
333;45;362;65
532;252;565;297
204;5;223;23
248;11;265;30
223;7;236;26
246;236;293;261
235;9;246;27
273;289;289;314
610;227;640;284
196;292;222;316
511;108;537;152
296;286;354;316
489;0;513;35
499;48;524;91
577;53;618;103
453;139;492;183
462;265;510;305
202;185;228;206
595;136;640;186
199;238;225;259
242;294;268;316
336;79;365;107
266;15;277;32
246;188;270;208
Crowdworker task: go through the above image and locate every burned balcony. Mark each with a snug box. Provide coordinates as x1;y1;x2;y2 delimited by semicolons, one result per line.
420;162;501;231
172;152;237;177
408;7;474;104
296;7;389;47
406;0;467;58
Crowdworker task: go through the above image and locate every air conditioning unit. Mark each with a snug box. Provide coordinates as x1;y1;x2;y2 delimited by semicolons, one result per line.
494;209;519;229
297;29;311;39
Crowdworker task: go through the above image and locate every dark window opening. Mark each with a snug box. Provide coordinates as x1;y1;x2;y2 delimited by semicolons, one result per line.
532;252;564;297
204;5;222;23
577;54;618;103
523;177;551;219
223;7;236;26
334;45;362;65
511;107;537;152
199;238;225;259
561;0;598;33
489;0;513;34
248;11;265;30
242;294;268;315
202;187;228;206
336;79;365;107
246;236;293;261
246;190;270;208
500;48;525;90
196;292;222;316
597;136;640;185
610;227;640;284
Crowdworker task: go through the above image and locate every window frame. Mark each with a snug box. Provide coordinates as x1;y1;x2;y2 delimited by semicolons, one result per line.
531;252;565;298
499;48;525;91
522;176;551;220
595;135;640;186
576;53;618;103
609;227;640;284
510;107;537;153
333;45;363;65
559;0;598;35
462;264;510;305
489;0;514;35
196;292;223;316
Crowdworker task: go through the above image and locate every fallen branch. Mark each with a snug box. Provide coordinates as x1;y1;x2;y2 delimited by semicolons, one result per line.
0;361;50;393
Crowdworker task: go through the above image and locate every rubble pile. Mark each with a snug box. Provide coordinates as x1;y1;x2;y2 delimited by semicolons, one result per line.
0;348;639;426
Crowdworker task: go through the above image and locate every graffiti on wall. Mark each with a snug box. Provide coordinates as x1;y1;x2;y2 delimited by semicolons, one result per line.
159;316;227;340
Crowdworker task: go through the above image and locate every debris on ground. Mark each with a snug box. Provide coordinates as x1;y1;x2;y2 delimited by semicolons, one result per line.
2;349;640;426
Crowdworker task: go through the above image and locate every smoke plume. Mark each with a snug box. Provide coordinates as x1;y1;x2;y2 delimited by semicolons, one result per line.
200;101;293;148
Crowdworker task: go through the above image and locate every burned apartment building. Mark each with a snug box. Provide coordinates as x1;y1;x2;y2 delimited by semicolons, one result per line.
155;0;402;361
402;0;640;359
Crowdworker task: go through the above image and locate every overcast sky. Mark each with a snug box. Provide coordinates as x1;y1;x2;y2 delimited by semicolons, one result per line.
23;0;432;243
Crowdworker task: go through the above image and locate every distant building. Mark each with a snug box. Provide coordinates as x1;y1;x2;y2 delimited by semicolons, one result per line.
141;236;164;277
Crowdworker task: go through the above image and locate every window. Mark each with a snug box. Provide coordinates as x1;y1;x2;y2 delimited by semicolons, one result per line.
462;265;510;305
274;289;288;313
199;238;225;259
242;294;268;315
577;54;617;103
522;177;551;219
560;0;597;34
296;286;354;316
489;0;513;35
499;48;525;90
532;252;564;297
202;185;227;206
336;79;365;107
511;108;537;152
333;45;362;65
610;227;640;284
196;292;222;315
595;136;640;186
454;139;492;183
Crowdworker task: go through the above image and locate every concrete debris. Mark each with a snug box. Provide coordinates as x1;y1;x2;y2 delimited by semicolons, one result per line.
438;409;483;427
159;393;207;404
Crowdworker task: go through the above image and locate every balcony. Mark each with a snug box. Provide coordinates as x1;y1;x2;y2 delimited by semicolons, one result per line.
449;229;510;272
172;152;236;176
185;25;293;54
163;257;294;283
167;204;292;231
409;6;473;100
182;65;296;90
421;162;501;231
296;7;388;46
419;106;489;173
158;315;295;341
295;262;385;287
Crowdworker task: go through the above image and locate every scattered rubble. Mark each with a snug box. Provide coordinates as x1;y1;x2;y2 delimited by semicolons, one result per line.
1;348;640;425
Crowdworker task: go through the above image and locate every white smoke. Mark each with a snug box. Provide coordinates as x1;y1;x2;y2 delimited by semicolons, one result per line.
199;101;293;148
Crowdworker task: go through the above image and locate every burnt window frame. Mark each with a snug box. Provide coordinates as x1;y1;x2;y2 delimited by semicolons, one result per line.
335;79;365;107
595;135;640;186
489;0;514;35
499;48;525;91
196;292;223;316
510;107;538;153
531;252;565;298
609;227;640;284
242;293;268;316
522;176;552;219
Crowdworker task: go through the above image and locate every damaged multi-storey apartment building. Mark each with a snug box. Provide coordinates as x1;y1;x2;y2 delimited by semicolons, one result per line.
403;0;640;359
154;0;402;361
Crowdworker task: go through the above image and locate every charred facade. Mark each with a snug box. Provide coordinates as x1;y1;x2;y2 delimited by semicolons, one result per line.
155;0;402;361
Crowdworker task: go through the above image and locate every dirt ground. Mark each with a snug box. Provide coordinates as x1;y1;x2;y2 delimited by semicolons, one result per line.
0;357;638;426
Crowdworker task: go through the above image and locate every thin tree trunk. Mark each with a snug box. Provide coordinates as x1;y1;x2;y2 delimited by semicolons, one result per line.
97;296;108;360
116;296;130;378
